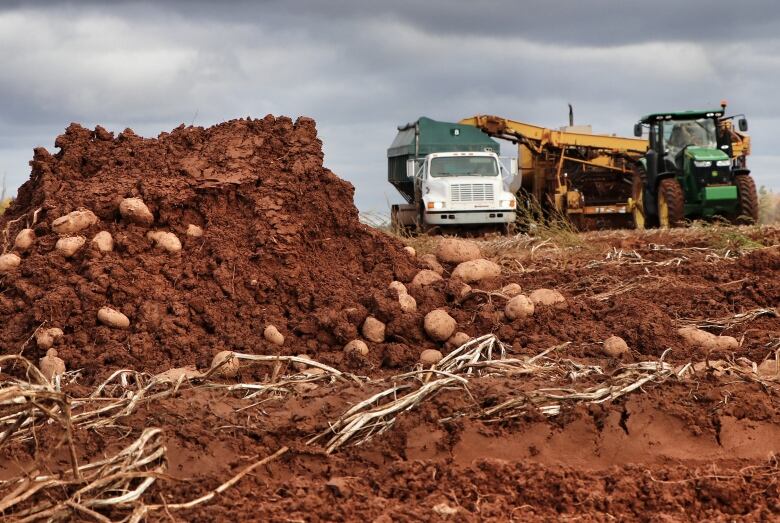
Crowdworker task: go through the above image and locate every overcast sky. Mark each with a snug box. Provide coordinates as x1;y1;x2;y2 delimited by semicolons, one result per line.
1;1;779;212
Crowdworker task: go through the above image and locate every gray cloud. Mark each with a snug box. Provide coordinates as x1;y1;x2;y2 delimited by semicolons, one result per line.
1;1;779;212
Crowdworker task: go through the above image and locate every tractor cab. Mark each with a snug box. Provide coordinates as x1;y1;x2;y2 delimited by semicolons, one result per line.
630;104;756;228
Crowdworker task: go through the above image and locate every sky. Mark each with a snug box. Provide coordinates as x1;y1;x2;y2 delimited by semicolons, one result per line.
1;0;779;212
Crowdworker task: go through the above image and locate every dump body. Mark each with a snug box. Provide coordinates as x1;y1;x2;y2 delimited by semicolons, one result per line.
388;118;516;230
388;117;501;203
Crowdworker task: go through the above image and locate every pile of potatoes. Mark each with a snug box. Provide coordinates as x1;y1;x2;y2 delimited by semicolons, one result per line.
6;196;209;375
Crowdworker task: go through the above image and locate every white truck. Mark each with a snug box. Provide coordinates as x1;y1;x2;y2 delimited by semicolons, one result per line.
388;117;519;232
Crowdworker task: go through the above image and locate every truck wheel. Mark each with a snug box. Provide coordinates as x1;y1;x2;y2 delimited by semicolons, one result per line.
734;174;759;224
631;170;648;230
416;203;431;234
657;178;685;228
390;206;401;232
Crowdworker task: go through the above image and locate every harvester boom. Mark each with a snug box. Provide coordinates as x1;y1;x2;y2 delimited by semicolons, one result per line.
460;115;648;154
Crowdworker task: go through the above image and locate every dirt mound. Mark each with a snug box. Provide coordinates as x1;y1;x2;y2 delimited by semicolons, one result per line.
0;116;416;380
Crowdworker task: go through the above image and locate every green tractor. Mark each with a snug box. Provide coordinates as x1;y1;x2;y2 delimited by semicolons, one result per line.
631;104;758;228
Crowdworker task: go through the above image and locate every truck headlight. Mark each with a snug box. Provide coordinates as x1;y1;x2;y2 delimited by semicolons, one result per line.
715;160;731;167
693;160;712;168
426;201;445;210
500;200;516;208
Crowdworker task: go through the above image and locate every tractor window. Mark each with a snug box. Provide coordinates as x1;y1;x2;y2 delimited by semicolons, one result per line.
663;119;717;156
429;156;498;178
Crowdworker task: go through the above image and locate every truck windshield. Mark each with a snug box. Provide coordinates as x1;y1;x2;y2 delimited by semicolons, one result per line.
430;156;498;178
663;118;717;155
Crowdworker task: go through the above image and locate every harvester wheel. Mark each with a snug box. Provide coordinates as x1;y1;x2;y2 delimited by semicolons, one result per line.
631;170;647;230
657;178;685;228
734;174;759;224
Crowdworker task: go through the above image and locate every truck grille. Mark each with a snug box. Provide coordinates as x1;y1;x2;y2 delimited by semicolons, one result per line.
450;184;494;202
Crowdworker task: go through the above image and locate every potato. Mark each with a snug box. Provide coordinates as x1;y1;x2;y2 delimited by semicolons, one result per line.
398;293;417;313
692;359;728;376
155;366;204;383
446;331;470;349
420;349;443;365
603;335;629;358
263;325;285;346
14;229;35;251
38;349;66;381
186;224;204;238
210;350;240;378
35;327;64;350
435;238;481;264
529;288;566;307
757;359;778;378
55;236;86;257
91;231;114;252
505;294;534;320
420;254;444;275
292;353;314;371
677;327;716;348
411;269;443;287
714;336;739;351
500;283;522;297
344;339;369;356
388;281;407;296
458;283;472;298
295;368;326;392
361;317;386;343
97;306;130;329
119;197;154;226
147;231;182;253
403;246;416;257
0;253;21;273
51;209;98;235
424;309;457;342
451;259;501;283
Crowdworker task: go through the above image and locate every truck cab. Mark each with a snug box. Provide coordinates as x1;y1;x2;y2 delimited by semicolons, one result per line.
388;117;518;231
411;151;516;227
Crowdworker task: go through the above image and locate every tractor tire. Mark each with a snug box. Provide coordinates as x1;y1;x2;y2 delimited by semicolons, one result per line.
734;174;759;224
631;169;649;230
657;178;685;228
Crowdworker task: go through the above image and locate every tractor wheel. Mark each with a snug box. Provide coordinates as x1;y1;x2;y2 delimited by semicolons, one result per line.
631;169;648;230
657;178;685;228
734;174;759;224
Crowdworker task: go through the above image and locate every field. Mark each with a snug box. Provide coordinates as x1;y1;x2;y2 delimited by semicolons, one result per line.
1;118;779;521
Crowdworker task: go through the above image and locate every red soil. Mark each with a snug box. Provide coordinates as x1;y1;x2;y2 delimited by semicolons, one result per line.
1;117;779;521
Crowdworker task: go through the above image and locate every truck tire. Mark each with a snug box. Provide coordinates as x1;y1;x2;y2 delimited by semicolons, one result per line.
657;178;685;228
416;203;431;234
734;174;759;224
390;205;400;232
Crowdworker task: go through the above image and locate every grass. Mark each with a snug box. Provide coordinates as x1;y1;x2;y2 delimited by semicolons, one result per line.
1;173;11;215
685;220;768;253
513;193;583;248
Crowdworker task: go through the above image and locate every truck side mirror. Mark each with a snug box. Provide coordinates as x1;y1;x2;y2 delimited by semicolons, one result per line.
738;118;748;132
633;123;643;137
406;159;416;178
509;158;518;176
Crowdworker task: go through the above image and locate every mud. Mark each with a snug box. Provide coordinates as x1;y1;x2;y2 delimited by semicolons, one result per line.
0;117;416;380
1;117;780;521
